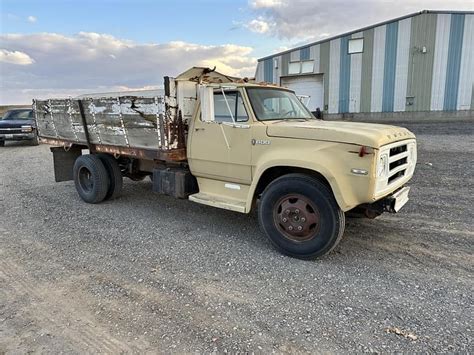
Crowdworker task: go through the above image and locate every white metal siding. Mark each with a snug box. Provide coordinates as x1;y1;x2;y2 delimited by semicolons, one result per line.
457;14;474;110
273;56;281;84
281;75;324;111
371;25;386;112
431;14;451;110
311;44;321;73
255;62;264;82
394;18;411;112
349;32;363;113
328;38;341;113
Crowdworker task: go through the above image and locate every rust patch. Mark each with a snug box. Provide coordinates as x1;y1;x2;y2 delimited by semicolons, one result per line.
38;137;186;162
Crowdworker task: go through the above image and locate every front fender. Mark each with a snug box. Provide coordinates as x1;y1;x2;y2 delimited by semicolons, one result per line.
248;140;374;212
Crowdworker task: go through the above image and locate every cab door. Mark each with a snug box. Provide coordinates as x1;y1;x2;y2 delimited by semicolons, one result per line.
188;87;252;184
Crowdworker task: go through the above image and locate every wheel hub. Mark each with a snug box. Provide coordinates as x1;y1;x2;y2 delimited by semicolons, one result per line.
78;167;94;192
273;194;320;242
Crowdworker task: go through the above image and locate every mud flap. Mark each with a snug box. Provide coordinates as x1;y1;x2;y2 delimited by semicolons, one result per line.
50;146;82;182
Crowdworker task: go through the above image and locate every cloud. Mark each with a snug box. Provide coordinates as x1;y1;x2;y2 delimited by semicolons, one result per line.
0;49;35;65
245;16;274;33
246;0;474;40
250;0;284;9
0;32;257;104
27;15;37;23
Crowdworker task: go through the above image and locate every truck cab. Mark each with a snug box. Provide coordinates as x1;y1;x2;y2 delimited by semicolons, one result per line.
34;67;417;259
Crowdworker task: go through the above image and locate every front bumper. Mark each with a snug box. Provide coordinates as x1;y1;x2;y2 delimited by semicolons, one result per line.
0;132;36;141
381;186;410;213
350;186;411;218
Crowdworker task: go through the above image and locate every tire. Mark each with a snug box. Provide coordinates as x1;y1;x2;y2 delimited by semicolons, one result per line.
0;140;4;147
258;173;345;259
73;154;110;204
97;153;123;200
30;134;39;146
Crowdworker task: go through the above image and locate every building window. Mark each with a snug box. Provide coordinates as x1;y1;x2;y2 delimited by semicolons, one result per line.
348;38;364;54
300;47;310;61
301;61;314;73
288;62;300;75
288;60;314;75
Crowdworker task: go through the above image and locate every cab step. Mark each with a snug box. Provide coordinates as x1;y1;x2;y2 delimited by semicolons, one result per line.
188;192;246;213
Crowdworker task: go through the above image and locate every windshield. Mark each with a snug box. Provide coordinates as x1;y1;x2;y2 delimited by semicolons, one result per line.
246;88;314;121
2;110;33;120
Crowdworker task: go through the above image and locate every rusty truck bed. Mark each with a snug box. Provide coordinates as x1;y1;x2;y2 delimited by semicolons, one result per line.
34;96;187;161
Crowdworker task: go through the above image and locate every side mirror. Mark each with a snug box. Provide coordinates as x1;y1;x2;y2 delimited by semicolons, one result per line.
199;85;214;122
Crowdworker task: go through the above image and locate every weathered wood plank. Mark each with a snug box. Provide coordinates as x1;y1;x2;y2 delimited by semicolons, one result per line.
34;95;185;153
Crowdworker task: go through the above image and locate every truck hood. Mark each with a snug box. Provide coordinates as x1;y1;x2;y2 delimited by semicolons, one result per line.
265;120;415;148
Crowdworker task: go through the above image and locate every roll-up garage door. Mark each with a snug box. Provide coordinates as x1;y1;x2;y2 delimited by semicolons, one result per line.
280;75;324;112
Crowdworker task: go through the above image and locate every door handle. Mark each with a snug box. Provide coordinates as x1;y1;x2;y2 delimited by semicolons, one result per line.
195;127;205;131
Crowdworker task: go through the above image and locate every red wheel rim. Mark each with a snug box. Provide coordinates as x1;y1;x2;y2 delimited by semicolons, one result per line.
272;194;320;242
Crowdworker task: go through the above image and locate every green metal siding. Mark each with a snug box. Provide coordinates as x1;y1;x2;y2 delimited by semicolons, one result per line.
339;36;351;113
406;13;437;111
360;28;374;113
281;53;290;77
472;85;474;109
320;41;330;111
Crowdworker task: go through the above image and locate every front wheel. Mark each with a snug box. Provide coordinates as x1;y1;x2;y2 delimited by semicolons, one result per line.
258;174;345;259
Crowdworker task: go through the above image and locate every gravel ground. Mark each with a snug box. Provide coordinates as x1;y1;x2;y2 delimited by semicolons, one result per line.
1;121;473;353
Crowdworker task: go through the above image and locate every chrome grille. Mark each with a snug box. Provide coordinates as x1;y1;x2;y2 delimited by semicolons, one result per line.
375;139;416;196
387;143;408;185
0;128;22;134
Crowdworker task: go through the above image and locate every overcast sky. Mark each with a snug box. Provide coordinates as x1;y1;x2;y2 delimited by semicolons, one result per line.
1;0;473;104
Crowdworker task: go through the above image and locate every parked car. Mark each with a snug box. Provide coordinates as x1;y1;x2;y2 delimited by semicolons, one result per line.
0;109;38;146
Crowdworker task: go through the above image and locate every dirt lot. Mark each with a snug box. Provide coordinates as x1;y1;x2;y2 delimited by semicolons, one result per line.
1;121;473;353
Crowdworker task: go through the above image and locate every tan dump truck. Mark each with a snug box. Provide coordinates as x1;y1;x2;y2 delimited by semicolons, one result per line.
33;67;417;259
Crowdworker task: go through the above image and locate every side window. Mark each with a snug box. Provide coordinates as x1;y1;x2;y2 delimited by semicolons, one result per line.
214;92;234;123
213;91;248;123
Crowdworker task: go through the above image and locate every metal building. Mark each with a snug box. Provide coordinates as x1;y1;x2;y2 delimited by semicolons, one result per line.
255;10;474;118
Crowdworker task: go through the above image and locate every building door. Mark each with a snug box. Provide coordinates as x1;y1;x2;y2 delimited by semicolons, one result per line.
280;75;324;112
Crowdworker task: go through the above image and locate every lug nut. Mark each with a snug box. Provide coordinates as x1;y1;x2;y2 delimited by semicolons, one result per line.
282;217;288;222
285;209;290;214
297;226;303;231
295;209;300;214
288;226;293;231
301;217;306;222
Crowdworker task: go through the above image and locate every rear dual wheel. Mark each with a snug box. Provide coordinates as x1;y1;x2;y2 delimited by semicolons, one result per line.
258;174;345;259
97;154;123;200
73;154;123;204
